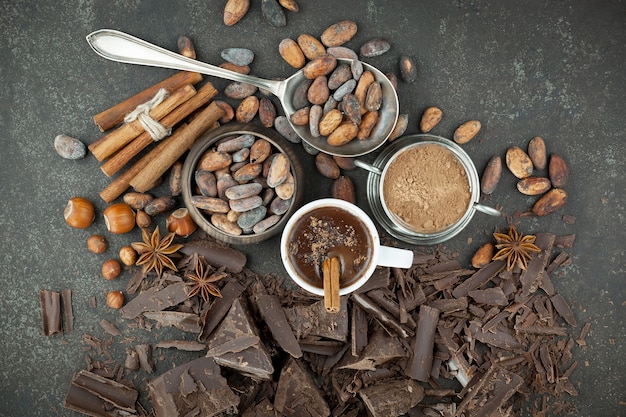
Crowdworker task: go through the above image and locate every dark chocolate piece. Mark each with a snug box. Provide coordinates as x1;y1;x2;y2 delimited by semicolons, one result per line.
198;279;246;342
206;298;274;380
351;304;368;356
452;260;505;298
40;290;61;336
352;293;412;338
155;340;206;351
284;298;349;342
206;335;259;356
367;288;416;328
120;281;190;319
99;319;121;337
553;233;576;248
242;398;276;417
519;233;555;298
62;289;74;333
64;370;138;415
408;305;440;382
356;266;390;293
274;358;330;417
550;293;577;326
457;366;523;417
299;339;345;356
254;294;303;358
143;311;201;333
468;287;508;306
339;326;406;371
180;239;247;273
358;378;424;417
469;321;524;350
428;297;468;313
135;344;154;373
124;348;139;371
149;356;239;417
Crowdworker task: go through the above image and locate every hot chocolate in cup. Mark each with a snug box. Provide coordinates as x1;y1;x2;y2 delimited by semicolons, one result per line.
280;198;414;296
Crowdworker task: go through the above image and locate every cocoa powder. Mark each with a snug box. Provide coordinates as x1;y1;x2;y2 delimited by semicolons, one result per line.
382;143;470;233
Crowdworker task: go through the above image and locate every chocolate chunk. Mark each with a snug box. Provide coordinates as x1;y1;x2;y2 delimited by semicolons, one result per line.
408;305;440;382
519;233;555;298
351;304;368;356
149;356;239;417
452;260;505;298
99;319;121;337
206;298;274;380
352;293;412;339
120;280;189;319
135;344;155;373
549;293;577;327
199;279;246;342
358;378;424;417
40;290;61;336
456;366;523;417
469;321;524;350
64;370;138;415
180;239;247;273
284;298;349;342
62;289;74;333
468;287;509;306
274;358;330;417
339;325;407;371
254;294;303;358
143;311;201;333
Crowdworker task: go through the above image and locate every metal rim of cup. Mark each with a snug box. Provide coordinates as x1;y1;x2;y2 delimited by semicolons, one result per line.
280;198;379;297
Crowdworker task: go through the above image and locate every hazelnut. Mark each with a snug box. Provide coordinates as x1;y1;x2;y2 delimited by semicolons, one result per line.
64;197;95;229
119;246;137;266
106;291;124;309
102;259;122;280
135;210;152;228
87;234;107;254
103;203;135;234
166;207;197;238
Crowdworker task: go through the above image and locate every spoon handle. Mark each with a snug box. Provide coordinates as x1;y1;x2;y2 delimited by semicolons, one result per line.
86;29;282;95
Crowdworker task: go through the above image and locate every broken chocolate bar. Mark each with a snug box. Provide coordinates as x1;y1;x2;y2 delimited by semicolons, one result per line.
64;369;138;416
274;358;330;417
40;289;62;336
358;378;424;417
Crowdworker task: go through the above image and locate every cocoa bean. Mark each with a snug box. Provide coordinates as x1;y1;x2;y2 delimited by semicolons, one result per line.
357;111;379;140
169;161;183;196
233;162;262;182
253;214;282;234
321;20;358;47
354;70;375;112
528;136;547;170
327;122;359;146
332;79;357;101
144;196;177;216
221;47;254;66
195;170;218;197
249;139;272;164
266;153;290;187
399;55;417;83
214;100;235;124
302;140;320;155
217;134;255;152
236;95;259;123
351;60;364;80
224;82;257;99
365;81;382;111
471;243;494;268
290;107;310;125
419;106;442;133
229;195;263;212
177;35;196;59
341;94;361;125
262;188;275;206
517;177;552;195
123;192;154;210
318;109;343;136
531;188;567;216
274;115;301;143
262;153;279;177
331;175;356;203
359;38;390;57
453;120;481;144
307;75;330;105
323;96;338;114
386;72;398;91
258;97;276;128
199;150;232;172
506;146;534;179
192;196;230;213
230;161;248;173
223;0;249;26
54;134;85;159
297;34;326;60
292;78;313;109
279;38;305;69
333;155;356;170
480;155;502;195
270;196;291;215
237;206;267;230
326;46;358;60
232;147;250;163
302;54;337;79
309;105;323;137
388;113;408;141
261;0;286;27
278;0;299;11
225;182;263;200
275;172;295;199
217;173;239;199
328;64;352;90
548;154;569;188
211;213;242;235
225;210;239;223
315;152;340;179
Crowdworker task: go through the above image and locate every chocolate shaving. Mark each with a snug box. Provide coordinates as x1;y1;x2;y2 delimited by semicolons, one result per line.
135;343;154;373
143;311;201;333
64;369;138;415
180;239;247;273
408;305;440;382
358;378;425;417
519;233;555;298
155;340;206;351
452;260;505;298
62;289;74;333
40;290;62;336
120;280;190;319
351;304;368;356
99;319;122;337
254;294;303;358
274;358;330;417
352;293;412;338
198;279;246;342
550;293;577;326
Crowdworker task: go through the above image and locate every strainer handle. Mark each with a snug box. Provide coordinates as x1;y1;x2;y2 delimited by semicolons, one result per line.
474;204;501;217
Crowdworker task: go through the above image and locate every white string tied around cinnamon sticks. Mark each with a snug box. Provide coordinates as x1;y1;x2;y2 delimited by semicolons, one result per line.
123;88;171;141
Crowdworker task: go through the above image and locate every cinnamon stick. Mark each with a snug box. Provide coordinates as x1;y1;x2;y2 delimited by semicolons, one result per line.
93;71;202;132
323;257;341;313
100;82;218;177
129;101;224;193
89;84;197;161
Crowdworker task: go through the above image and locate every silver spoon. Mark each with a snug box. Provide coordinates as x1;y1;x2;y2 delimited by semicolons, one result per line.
86;29;399;157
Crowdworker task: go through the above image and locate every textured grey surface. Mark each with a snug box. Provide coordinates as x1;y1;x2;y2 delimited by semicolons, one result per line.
0;1;624;416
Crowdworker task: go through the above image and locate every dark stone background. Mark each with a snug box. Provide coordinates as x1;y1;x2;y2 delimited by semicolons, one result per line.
0;1;623;416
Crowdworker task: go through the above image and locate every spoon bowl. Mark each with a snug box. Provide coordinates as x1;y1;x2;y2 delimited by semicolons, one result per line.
86;29;399;157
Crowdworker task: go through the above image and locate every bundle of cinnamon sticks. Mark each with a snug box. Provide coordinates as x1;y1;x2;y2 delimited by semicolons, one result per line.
91;48;226;203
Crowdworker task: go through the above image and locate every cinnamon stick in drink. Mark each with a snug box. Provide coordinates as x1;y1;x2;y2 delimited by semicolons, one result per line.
100;82;218;177
323;256;341;313
89;84;197;161
129;101;224;193
93;71;202;132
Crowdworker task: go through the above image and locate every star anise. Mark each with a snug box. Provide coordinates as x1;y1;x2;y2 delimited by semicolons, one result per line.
184;255;226;302
131;226;183;277
492;225;541;271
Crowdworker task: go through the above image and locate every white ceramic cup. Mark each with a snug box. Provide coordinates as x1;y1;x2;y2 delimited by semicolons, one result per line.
280;198;414;296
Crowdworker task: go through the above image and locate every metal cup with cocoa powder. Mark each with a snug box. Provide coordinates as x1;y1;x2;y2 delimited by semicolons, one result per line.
355;134;500;245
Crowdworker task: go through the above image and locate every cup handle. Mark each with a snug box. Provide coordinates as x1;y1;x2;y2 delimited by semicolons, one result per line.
377;245;414;269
